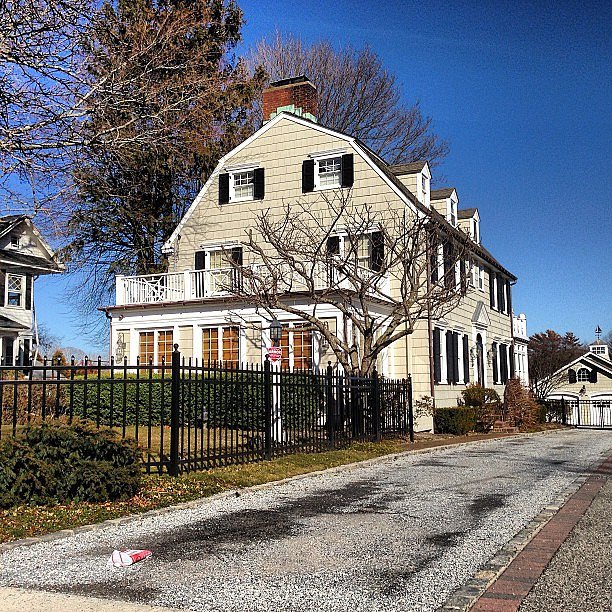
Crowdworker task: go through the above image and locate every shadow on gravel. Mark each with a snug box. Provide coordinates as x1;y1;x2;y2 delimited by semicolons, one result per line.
469;493;507;517
48;583;160;604
127;479;391;563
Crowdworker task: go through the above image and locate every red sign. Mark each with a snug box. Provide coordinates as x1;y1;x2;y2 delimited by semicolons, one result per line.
267;346;282;362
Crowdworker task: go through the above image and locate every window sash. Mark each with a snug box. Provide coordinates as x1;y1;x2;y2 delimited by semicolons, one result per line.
157;330;173;365
7;274;22;306
318;157;341;187
232;170;254;200
139;332;155;364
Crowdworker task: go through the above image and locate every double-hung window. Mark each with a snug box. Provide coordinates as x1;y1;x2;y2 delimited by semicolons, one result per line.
317;157;342;188
138;329;173;365
7;274;23;307
232;170;254;201
328;232;384;272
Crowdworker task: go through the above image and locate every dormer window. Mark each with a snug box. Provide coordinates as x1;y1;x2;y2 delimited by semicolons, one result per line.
10;235;20;248
449;199;457;226
472;219;480;243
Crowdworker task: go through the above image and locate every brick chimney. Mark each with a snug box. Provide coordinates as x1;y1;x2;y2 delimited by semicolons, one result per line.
262;76;318;123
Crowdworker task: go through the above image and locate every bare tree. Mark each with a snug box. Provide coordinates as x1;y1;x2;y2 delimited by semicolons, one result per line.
0;0;93;214
221;191;469;376
250;32;449;167
529;329;585;401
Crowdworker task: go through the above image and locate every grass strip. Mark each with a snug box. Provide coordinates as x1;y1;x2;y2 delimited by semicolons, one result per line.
0;433;519;543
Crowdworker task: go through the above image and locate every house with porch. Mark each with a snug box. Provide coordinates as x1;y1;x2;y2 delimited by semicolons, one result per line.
0;215;64;365
103;77;528;425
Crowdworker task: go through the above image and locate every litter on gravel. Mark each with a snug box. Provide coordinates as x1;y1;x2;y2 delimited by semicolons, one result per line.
108;549;152;568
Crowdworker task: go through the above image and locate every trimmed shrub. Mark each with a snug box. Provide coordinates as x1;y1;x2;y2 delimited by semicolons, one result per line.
434;407;477;435
0;423;141;508
461;384;501;432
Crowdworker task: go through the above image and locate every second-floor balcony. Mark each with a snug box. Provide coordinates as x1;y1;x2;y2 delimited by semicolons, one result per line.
115;264;391;307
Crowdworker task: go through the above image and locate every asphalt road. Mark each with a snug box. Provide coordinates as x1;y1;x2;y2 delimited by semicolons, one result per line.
1;429;611;612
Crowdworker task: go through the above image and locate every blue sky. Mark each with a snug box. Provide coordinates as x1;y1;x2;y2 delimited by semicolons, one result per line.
35;0;611;353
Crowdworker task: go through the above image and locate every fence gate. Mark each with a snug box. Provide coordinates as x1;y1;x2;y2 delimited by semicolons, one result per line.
546;398;612;430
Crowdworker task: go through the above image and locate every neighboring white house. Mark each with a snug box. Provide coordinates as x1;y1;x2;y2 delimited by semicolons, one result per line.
102;76;529;415
0;215;65;365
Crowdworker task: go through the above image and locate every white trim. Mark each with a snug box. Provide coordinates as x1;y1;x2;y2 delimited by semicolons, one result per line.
224;161;260;172
308;148;347;159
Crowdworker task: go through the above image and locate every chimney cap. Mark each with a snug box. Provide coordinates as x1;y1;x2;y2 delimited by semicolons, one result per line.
268;75;315;89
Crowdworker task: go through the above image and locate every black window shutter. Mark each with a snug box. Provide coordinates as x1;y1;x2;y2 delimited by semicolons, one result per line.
446;331;453;384
453;332;460;383
497;274;505;313
302;159;315;193
0;270;5;306
433;328;441;384
327;236;340;255
371;231;384;271
231;246;243;265
589;369;598;383
510;345;515;378
506;279;512;316
25;275;32;310
500;344;508;383
341;153;354;188
463;335;470;383
568;368;577;384
219;172;230;204
489;269;495;308
194;251;206;270
492;342;498;384
253;168;265;200
430;250;439;283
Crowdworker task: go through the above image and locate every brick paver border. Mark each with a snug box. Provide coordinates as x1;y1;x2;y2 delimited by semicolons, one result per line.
442;449;612;611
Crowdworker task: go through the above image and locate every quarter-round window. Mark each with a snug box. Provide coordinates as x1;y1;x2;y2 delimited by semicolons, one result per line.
577;368;590;382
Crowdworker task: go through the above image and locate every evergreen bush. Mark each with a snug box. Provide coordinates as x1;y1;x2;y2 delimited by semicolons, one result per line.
434;407;477;435
0;423;141;508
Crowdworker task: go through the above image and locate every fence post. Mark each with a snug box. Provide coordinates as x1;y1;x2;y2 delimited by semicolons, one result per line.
561;397;567;426
407;374;414;443
372;368;381;441
264;356;273;459
326;362;334;447
168;344;181;477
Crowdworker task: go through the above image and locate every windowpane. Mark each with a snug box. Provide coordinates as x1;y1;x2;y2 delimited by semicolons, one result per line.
577;368;590;382
222;326;240;366
318;157;341;187
233;170;254;199
158;330;173;365
202;328;219;363
7;274;22;306
139;332;154;364
357;234;370;268
209;250;233;269
280;326;290;370
293;325;312;370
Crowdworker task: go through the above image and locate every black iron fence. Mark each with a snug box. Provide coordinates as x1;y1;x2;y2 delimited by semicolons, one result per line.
544;398;612;430
0;346;413;474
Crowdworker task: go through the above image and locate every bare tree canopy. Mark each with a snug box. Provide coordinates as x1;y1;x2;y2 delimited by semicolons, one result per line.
250;32;449;167
220;191;469;376
0;0;91;211
63;0;265;315
529;329;585;400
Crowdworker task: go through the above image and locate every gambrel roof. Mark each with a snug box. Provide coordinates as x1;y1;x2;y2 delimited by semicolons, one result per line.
164;112;516;280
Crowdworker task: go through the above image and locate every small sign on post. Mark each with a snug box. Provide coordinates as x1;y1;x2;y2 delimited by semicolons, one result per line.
267;346;282;363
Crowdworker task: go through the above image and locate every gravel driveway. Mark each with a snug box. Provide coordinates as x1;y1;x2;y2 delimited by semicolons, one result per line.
1;429;611;612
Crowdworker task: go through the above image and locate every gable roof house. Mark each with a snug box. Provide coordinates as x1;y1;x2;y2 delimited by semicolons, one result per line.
546;339;612;401
102;77;528;426
0;215;64;365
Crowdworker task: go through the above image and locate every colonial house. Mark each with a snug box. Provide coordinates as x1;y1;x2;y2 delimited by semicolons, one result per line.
0;215;64;365
103;77;528;424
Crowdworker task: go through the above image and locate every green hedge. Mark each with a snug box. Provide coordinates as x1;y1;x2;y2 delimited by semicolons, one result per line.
66;372;325;431
434;407;477;435
0;423;141;508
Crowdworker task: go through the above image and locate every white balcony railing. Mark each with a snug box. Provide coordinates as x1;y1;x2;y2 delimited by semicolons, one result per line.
116;264;391;306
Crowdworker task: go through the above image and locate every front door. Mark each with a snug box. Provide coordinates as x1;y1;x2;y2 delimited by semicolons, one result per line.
476;333;485;385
